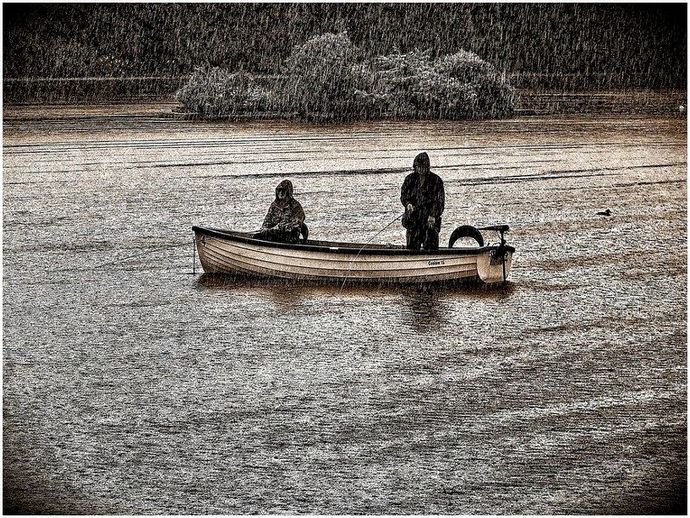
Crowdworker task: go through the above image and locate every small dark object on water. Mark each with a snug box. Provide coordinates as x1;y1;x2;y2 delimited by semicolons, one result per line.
597;209;612;216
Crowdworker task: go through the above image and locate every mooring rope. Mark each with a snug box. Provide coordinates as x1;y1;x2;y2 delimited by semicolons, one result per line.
88;241;191;270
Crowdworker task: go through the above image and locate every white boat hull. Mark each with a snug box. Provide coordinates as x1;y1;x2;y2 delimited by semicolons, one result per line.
193;227;513;285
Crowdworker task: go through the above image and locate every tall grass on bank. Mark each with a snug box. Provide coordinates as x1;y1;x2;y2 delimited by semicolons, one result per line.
176;32;515;120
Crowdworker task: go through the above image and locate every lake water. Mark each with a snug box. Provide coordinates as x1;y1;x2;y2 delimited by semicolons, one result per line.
3;103;686;514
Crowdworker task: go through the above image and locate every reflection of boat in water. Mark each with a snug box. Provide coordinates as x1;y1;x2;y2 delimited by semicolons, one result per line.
192;225;514;285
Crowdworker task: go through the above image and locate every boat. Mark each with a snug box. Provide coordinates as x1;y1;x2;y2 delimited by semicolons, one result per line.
192;224;514;285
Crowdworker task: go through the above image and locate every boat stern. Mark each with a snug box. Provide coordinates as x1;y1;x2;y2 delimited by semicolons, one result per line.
476;245;515;284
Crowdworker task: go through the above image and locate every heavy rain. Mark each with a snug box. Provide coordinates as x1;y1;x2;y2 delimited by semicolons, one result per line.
3;3;687;515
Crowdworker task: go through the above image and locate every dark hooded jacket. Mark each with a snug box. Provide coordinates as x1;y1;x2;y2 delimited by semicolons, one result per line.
400;154;445;229
261;179;305;232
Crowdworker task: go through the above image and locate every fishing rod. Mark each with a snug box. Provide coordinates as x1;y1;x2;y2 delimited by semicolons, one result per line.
338;211;403;292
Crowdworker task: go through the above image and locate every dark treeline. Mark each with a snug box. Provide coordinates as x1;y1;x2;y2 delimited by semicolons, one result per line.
4;3;686;89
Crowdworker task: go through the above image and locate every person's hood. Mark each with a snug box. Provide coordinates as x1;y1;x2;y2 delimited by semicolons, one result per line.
413;152;431;174
275;179;294;201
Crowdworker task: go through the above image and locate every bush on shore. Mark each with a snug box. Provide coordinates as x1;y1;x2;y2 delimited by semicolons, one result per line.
175;66;270;117
275;32;363;118
176;33;514;120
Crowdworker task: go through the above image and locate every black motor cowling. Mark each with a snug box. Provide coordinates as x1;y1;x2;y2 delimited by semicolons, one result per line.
448;225;484;247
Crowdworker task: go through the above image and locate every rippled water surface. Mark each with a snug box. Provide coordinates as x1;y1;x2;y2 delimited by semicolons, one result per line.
3;104;686;514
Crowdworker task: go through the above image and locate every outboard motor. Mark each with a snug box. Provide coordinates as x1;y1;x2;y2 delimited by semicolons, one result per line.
478;225;513;283
449;224;513;283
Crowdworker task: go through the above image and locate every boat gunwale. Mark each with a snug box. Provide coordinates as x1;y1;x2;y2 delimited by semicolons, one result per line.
193;226;514;257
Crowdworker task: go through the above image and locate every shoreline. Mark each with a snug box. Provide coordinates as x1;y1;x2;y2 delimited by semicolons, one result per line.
3;88;686;119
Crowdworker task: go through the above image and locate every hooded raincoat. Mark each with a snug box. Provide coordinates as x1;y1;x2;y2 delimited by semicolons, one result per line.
257;179;305;243
400;152;445;250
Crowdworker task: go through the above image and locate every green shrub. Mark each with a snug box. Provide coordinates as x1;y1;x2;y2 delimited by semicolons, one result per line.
175;34;514;120
435;50;494;83
276;32;362;118
175;66;269;117
355;48;513;119
435;51;515;117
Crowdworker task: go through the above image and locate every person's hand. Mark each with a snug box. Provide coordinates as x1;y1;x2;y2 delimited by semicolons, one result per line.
406;203;414;213
427;216;435;227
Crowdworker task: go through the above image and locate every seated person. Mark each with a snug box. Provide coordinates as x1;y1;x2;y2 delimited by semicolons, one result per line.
255;179;305;243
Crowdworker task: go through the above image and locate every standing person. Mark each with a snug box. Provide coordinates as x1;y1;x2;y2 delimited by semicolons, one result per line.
255;179;305;243
400;152;445;251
